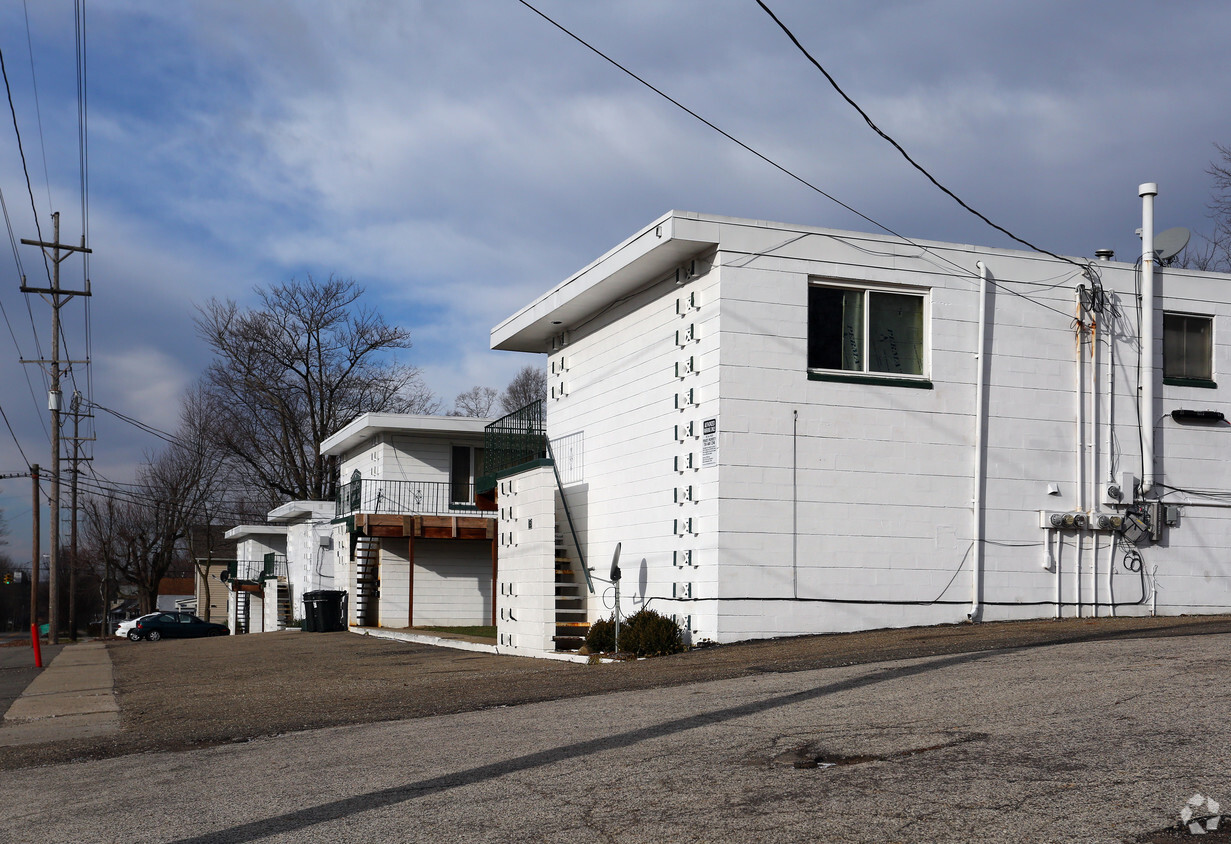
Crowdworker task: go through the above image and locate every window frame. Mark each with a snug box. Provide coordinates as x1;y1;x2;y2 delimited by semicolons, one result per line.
806;278;932;388
1163;311;1216;388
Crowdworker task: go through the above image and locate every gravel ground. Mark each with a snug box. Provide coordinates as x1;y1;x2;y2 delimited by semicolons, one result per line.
3;613;1229;773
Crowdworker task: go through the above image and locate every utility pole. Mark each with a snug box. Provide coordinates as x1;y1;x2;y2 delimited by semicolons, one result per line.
30;465;39;633
22;211;92;644
67;391;94;641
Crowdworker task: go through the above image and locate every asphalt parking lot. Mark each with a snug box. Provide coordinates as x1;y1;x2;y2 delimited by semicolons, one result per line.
1;616;1230;842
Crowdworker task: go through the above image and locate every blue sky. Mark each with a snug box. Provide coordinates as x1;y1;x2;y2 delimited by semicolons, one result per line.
2;0;1231;565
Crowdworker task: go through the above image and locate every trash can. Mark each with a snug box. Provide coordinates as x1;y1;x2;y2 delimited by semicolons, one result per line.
303;591;324;633
318;590;347;632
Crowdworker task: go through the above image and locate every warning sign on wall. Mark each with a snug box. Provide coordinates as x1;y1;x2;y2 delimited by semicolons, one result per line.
701;417;718;468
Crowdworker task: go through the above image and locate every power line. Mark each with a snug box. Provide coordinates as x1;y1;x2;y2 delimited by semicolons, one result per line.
516;2;1083;324
0;45;51;286
22;0;54;215
0;397;31;468
754;0;1084;269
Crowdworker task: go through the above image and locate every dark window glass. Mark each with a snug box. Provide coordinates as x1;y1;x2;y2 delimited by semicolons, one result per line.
809;284;923;376
1164;313;1213;381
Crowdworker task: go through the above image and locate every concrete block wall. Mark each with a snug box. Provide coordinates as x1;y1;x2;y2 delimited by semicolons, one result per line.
412;539;492;626
496;466;557;654
546;261;720;642
263;577;280;631
505;213;1231;646
378;538;411;628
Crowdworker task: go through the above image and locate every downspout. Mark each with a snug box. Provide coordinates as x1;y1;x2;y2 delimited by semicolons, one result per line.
1090;313;1099;616
1139;183;1158;494
1074;291;1085;616
970;261;989;622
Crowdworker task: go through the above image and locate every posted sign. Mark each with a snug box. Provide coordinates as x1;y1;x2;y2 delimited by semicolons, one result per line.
701;417;718;468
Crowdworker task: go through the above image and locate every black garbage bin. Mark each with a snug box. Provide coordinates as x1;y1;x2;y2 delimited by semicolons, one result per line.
318;590;347;632
303;590;324;633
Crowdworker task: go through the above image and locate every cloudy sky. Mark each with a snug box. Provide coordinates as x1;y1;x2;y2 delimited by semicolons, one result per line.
1;0;1230;564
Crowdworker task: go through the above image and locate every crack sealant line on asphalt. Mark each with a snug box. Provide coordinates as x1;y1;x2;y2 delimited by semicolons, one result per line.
0;642;119;747
165;648;995;844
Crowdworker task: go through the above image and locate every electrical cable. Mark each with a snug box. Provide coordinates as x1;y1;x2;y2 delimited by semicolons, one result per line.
0;45;51;286
755;0;1085;270
22;0;54;215
517;3;1086;326
0;397;31;468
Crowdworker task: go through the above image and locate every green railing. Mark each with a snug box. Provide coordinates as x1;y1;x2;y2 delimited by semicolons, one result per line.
477;399;547;492
335;478;490;518
228;556;286;584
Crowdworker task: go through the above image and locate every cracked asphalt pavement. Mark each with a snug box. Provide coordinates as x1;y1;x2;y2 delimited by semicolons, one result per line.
1;615;1229;843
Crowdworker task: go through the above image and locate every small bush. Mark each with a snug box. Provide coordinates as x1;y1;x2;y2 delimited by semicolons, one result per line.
584;616;615;653
585;609;684;657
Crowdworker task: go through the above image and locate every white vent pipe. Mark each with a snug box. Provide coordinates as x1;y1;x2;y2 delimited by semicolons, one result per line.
1139;183;1158;494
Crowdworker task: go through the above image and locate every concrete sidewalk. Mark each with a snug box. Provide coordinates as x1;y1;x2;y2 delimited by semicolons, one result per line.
0;642;119;747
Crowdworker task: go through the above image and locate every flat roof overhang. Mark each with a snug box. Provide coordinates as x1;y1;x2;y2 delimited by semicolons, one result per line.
321;413;492;457
491;211;718;353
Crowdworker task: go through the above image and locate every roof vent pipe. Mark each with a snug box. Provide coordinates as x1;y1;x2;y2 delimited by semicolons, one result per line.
1094;249;1115;261
1139;182;1158;495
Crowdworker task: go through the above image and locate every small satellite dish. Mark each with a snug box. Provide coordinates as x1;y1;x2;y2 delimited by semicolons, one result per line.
609;542;622;583
219;569;231;583
1154;227;1191;264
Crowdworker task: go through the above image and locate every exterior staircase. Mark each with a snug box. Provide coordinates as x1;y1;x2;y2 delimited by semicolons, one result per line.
354;536;380;626
236;592;249;634
276;579;293;629
552;532;589;651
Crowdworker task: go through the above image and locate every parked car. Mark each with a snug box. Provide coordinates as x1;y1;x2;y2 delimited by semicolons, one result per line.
116;613;160;641
133;612;229;641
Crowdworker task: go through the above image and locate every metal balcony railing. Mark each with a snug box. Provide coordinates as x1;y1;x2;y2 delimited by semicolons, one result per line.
227;555;287;584
480;400;547;487
335;478;492;518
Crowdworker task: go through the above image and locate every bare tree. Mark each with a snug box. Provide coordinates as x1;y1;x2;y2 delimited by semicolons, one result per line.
499;364;547;414
196;274;437;503
451;385;499;417
1180;143;1231;272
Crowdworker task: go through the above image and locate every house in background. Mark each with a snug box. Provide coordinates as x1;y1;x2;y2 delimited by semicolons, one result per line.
266;499;338;612
190;527;237;624
486;201;1231;655
322;413;498;630
222;524;288;634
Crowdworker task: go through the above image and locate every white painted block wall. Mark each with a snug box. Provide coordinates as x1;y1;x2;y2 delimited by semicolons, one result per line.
522;213;1231;645
496;466;558;654
546;263;720;642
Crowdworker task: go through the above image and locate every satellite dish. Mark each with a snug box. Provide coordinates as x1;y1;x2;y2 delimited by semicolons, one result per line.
219;569;231;583
609;542;622;583
1154;227;1191;264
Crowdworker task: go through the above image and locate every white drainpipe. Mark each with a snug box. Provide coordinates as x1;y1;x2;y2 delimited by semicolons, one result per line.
1074;290;1085;616
1139;183;1158;494
970;261;989;621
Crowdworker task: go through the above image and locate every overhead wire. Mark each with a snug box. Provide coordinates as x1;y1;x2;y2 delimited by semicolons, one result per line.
22;0;54;215
754;0;1086;270
516;1;1084;325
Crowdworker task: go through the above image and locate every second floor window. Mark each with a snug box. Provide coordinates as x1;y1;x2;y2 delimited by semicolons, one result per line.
808;283;926;377
1164;312;1214;385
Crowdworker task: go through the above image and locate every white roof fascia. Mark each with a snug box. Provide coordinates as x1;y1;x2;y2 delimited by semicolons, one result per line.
224;524;290;540
267;500;335;523
490;210;720;353
320;413;493;457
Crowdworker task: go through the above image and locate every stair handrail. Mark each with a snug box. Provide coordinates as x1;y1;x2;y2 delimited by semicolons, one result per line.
546;437;593;594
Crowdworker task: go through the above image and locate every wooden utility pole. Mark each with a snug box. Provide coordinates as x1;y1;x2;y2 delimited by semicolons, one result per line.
22;211;92;644
67;391;93;641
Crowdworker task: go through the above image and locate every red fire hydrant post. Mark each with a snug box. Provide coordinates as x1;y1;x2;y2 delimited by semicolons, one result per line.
30;623;43;668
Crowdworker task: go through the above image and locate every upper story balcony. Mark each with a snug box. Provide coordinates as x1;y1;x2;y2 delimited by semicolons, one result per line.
335;476;496;520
